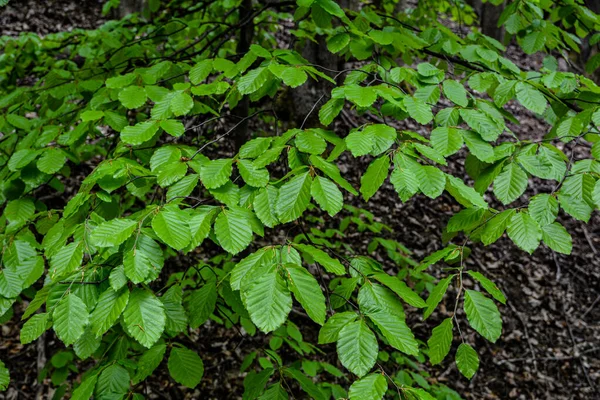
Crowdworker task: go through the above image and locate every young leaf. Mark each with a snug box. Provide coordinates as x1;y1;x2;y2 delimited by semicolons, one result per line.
242;265;292;332
541;222;572;255
90;287;130;337
430;127;463;157
455;343;479;379
20;313;50;344
318;312;358;344
506;212;541;254
152;208;191;250
516;82;547;114
53;293;89;346
293;243;345;275
275;172;313;223
404;96;433;124
168;346;204;388
442;80;468;107
285;264;326;325
493;163;528;205
465;271;506;304
427;318;453;365
348;373;387;400
214;208;253;255
360;155;390;201
311;176;343;216
424;275;454;319
90;218;137;247
337;320;378;377
463;290;502;343
133;344;167;384
123;289;166;348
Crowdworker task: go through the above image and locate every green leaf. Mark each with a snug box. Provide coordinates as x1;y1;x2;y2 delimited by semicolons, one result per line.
348;373;387;400
541;222;572;255
521;31;546;54
81;110;104;122
214;208;253;255
259;383;288;400
345;84;377;108
415;166;445;199
404;96;433;124
318;312;357;344
238;67;272;95
170;91;194;116
456;343;479;379
366;309;419;356
189;59;213;84
493;163;527;205
133;343;167;384
200;158;233;189
319;98;345;126
118;86;147;109
293;243;345;275
466;271;506;304
360;155;390;201
123;289;166;348
0;360;8;391
281;66;307;88
373;273;426;308
187;282;217;328
168;346;204;388
160;119;185;137
71;372;97;400
254;186;279;228
311;176;343;217
121;120;160;145
506;212;541;254
5;198;34;226
459;109;503;142
37;148;67;174
463;290;502;342
152;208;191;250
337;320;378;377
73;327;101;360
445;175;488;209
430;127;463;157
53;293;89;346
345;128;375;157
481;209;515;245
424;275;454;319
327;32;350;53
49;241;84;278
442;80;468;107
95;364;129;399
91;218;137;247
295;130;326;155
515;82;547;114
276;172;312;223
242;264;292;332
528;194;558;226
90;287;130;337
286;264;326;325
21;313;50;344
427;318;453;365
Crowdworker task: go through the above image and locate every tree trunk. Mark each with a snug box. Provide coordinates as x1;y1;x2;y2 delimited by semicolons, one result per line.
468;0;506;42
119;0;147;18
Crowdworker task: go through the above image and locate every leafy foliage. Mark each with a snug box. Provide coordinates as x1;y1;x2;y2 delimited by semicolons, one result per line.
0;0;599;398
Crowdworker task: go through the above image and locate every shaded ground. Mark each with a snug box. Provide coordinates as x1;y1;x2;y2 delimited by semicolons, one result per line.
1;2;599;400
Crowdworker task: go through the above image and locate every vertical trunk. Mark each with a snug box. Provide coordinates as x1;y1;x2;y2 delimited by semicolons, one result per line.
119;0;147;18
468;0;506;42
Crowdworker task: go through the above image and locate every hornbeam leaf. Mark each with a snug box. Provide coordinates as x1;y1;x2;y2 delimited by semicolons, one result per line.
152;208;191;250
242;264;292;332
214;208;253;255
337;320;378;377
275;172;312;223
463;290;502;343
53;293;89;346
91;218;138;247
456;343;479;379
285;264;326;325
427;318;453;365
348;374;387;400
506;212;541;254
168;346;204;388
90;287;130;337
311;176;343;216
123;289;166;348
360;155;390;202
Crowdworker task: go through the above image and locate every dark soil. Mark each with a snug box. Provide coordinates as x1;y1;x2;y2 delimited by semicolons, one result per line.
1;2;599;400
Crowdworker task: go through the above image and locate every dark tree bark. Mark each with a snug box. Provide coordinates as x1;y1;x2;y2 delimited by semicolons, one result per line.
468;0;506;42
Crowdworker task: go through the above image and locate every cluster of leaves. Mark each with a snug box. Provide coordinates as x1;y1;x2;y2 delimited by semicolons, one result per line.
0;0;599;398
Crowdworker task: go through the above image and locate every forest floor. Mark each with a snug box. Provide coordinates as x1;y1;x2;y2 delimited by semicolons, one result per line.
1;1;599;400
